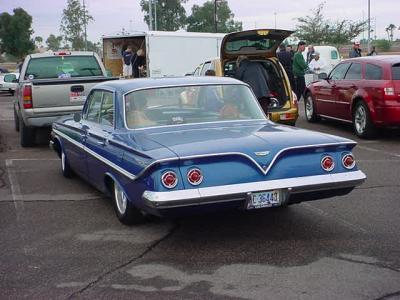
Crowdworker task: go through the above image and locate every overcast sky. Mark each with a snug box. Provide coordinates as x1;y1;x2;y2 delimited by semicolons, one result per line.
1;0;398;43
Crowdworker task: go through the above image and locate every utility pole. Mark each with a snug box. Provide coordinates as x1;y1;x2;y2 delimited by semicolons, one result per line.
274;12;277;29
149;0;153;31
367;0;371;53
154;0;157;31
83;0;87;50
214;0;217;33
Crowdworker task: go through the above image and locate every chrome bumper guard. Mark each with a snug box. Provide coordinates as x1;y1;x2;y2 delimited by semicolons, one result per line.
142;170;366;209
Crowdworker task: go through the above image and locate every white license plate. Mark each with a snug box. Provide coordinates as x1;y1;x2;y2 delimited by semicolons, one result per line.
69;92;86;102
247;190;280;209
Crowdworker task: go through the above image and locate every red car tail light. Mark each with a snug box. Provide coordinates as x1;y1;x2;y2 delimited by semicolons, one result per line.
161;171;178;189
23;85;33;109
187;168;203;185
321;155;335;172
384;87;395;96
342;154;356;169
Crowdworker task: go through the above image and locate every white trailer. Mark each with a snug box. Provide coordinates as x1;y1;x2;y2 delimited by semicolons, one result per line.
102;31;226;78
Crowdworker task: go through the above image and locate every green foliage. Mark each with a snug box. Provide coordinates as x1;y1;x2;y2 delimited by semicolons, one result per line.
60;0;93;50
34;36;43;46
186;0;242;33
295;3;365;46
0;8;35;59
46;34;63;51
385;24;397;41
140;0;188;31
374;39;391;52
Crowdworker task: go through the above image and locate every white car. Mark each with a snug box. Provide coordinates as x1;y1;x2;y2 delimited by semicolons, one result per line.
0;73;19;95
304;46;341;85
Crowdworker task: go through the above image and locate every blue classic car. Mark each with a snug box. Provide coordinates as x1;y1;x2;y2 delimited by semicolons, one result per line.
50;76;366;225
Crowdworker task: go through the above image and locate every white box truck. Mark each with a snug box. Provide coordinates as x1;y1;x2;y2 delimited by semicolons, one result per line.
102;31;226;78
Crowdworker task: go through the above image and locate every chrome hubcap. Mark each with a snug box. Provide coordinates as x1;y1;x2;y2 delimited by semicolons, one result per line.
355;105;366;133
305;96;313;119
114;183;127;214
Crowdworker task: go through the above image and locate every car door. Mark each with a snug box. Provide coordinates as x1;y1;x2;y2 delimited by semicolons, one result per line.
335;62;362;121
84;90;123;192
314;62;351;117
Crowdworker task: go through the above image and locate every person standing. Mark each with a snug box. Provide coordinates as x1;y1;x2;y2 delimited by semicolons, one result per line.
121;46;133;78
292;41;308;101
132;49;146;78
306;45;315;63
349;41;362;58
368;46;378;56
277;44;295;89
308;52;326;74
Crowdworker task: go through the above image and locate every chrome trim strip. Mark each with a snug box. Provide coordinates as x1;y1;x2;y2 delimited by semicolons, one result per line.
336;101;350;105
142;170;366;208
53;128;137;180
319;114;352;123
316;98;335;103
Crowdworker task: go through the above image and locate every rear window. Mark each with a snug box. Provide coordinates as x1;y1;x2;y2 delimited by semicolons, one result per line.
392;64;400;80
365;64;383;80
25;55;102;79
225;35;279;52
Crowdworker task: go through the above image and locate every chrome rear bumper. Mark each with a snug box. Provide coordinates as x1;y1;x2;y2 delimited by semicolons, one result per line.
142;170;366;209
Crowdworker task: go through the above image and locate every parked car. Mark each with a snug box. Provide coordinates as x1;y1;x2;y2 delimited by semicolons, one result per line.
14;51;116;147
0;72;19;95
304;56;400;138
194;29;299;126
50;76;366;225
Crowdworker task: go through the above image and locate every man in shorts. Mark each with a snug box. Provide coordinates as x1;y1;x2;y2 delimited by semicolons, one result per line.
122;46;133;78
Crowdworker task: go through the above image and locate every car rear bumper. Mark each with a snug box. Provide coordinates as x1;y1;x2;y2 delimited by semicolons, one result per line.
374;106;400;126
269;107;298;125
23;106;83;127
142;170;366;209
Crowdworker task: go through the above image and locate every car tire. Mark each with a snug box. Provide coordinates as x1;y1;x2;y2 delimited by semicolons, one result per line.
304;93;320;123
352;101;376;138
19;118;35;147
61;149;73;178
14;108;19;132
113;181;146;225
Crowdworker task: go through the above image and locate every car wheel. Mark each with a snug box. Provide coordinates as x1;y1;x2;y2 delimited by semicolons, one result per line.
14;108;19;132
113;181;146;225
304;93;320;122
61;150;73;178
19;118;35;147
353;101;376;138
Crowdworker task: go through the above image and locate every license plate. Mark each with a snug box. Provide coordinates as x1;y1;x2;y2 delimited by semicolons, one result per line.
70;92;86;102
246;190;280;209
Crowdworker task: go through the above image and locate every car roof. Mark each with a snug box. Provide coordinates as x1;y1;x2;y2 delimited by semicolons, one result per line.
28;51;96;58
95;76;246;94
345;55;400;64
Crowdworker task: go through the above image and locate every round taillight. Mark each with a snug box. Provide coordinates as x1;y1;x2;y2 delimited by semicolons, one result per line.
187;168;203;185
321;156;335;172
342;154;355;169
161;171;178;189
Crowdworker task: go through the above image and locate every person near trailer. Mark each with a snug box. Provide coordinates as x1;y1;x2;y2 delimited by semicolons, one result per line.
292;41;308;101
132;49;146;78
277;44;295;89
121;46;133;78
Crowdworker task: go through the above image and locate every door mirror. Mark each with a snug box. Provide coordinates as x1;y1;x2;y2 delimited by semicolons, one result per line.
318;72;328;80
73;112;82;122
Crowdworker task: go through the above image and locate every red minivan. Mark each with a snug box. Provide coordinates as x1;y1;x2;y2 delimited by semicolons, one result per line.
304;56;400;138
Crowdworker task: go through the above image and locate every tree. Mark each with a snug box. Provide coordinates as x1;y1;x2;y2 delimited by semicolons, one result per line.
140;0;187;31
0;8;35;59
60;0;93;50
295;3;365;46
187;0;242;33
34;36;43;47
385;24;396;41
46;34;63;51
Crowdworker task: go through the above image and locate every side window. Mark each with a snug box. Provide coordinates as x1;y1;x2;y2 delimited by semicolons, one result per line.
330;63;350;80
345;63;362;80
85;90;103;123
100;91;114;127
4;74;16;82
331;50;339;60
200;62;211;76
366;64;383;80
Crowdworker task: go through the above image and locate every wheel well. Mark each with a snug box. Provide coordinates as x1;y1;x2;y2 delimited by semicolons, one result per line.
351;97;365;114
53;138;62;158
104;175;114;197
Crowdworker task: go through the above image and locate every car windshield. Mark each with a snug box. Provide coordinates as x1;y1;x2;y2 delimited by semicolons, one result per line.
25;56;102;79
124;84;265;129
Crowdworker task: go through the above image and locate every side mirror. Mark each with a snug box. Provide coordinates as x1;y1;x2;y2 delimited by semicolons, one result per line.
73;112;81;122
318;73;328;80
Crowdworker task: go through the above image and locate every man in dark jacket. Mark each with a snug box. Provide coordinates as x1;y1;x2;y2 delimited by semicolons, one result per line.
277;44;295;89
235;55;272;112
349;41;362;58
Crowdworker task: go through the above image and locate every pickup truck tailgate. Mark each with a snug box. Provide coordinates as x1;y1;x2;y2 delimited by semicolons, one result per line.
30;77;113;108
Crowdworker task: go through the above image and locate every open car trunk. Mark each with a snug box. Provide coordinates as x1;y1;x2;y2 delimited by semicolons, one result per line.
220;29;294;109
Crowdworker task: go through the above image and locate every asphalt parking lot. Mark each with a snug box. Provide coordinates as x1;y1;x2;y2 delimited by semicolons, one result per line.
1;92;400;299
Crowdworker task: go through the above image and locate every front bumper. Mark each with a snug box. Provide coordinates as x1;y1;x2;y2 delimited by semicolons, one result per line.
142;170;366;209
